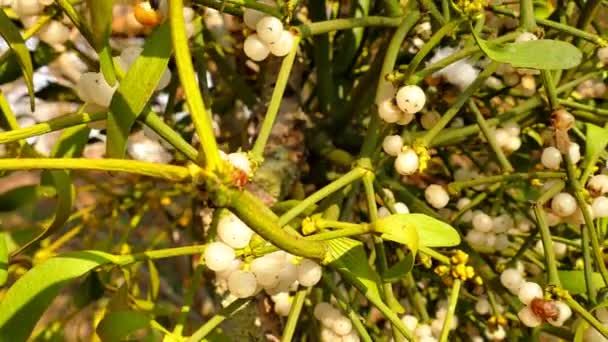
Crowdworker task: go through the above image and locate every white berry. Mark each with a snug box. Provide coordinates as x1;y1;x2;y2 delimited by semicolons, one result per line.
592;197;608;218
332;315;353;336
244;34;270;61
500;268;524;293
394;202;409;214
420;111;441;130
518;306;542;327
314;302;339;321
541;147;562;169
569;142;581;164
382;135;403;156
395;85;426;114
515;32;538;43
588;175;608;196
551;192;577;217
12;0;44;17
378;98;403;123
296;258;322;287
472;212;494;232
256;16;283;44
425;184;449;209
475;297;491;315
38;21;71;45
547;301;572;327
251;252;284;288
217;211;254;249
76;72;117;108
518;281;543;305
401;315;418;331
269;30;294;57
204;242;235;271
598;47;608;64
228;270;258;298
394;149;419;175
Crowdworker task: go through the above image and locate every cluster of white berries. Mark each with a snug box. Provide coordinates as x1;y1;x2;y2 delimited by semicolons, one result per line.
588;174;608;218
314;302;360;341
382;135;422;177
465;212;512;252
540;143;581;170
376;81;426;125
204;211;322;303
494;122;522;153
378;201;409;217
427;46;480;90
399;303;458;342
10;0;72;47
75;46;171;110
500;269;572;328
243;4;294;61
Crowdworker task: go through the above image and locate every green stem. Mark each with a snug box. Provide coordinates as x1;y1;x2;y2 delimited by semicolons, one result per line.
418;0;446;25
170;0;221;170
251;36;300;159
298;16;403;37
306;225;370;240
576;0;601;33
363;174;403;315
382;0;404;17
315;219;365;230
280;289;308;342
582;223;596;302
420;246;451;264
519;0;537;31
439;279;461;342
559;99;608;117
468;100;514;172
532;205;560;286
116;245;207;265
173;263;204;337
420;61;499;146
186;299;250;342
541;70;559;110
0;158;192;182
0;111;106;144
278;167;368;226
140;111;199;163
448;172;563;193
226;188;328;260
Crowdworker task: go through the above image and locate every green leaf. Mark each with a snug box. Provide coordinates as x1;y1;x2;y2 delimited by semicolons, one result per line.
147;260;160;300
0;185;54;212
582;123;608;180
13;125;90;255
106;22;172;158
382;252;414;283
96;310;151;342
558;270;606;295
0;250;116;341
0;9;35;111
373;215;419;252
374;214;460;248
0;233;7;286
471;28;582;70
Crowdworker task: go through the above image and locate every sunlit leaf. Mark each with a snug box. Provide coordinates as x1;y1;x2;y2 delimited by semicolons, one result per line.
373;215;419;252
0;251;116;341
471;28;582;69
96;310;151;342
106;22;172;158
374;214;460;248
0;9;35;110
558;270;606;295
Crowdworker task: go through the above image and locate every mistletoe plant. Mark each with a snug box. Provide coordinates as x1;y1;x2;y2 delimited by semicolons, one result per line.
0;0;606;341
